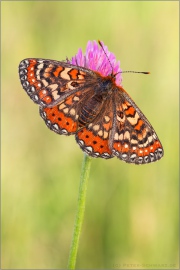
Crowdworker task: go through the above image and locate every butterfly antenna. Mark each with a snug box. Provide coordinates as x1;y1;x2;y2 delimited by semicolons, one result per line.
98;41;150;76
98;40;114;75
118;70;150;75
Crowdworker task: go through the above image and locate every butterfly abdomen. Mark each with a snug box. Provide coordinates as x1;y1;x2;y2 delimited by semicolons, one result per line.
78;95;103;127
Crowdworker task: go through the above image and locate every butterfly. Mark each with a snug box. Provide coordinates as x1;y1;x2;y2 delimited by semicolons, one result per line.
18;56;163;164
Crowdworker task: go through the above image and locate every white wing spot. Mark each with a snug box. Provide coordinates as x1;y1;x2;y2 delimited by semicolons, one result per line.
73;96;80;101
61;68;72;80
104;116;110;122
37;63;44;69
49;84;58;91
131;139;138;144
51;89;60;101
98;130;103;136
70;108;76;116
59;103;66;110
114;133;119;140
63;108;69;114
102;153;111;158
122;153;128;159
78;140;84;146
42;90;48;95
30;86;35;92
119;133;123;141
53;124;59;130
61;129;68;134
103;131;108;139
124;143;129;149
130;153;137;159
127;112;139;125
93;125;100;131
124;131;130;140
42;79;49;87
85;146;93;153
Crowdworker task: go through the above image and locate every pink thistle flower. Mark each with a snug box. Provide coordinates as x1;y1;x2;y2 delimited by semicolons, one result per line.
70;40;122;85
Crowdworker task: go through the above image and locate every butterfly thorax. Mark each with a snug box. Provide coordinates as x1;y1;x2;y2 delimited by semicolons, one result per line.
96;75;116;96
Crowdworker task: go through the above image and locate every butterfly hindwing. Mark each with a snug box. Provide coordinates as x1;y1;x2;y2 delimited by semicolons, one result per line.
75;97;114;158
39;88;94;135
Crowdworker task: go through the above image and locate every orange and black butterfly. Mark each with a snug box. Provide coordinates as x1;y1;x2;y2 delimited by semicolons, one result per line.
19;47;163;164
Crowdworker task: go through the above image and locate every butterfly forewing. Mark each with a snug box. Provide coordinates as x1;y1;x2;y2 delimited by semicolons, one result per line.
19;58;93;107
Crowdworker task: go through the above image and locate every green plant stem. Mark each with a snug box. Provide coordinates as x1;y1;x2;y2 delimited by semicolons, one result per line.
67;153;92;269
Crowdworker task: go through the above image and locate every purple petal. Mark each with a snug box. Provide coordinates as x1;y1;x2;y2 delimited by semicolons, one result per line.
70;40;122;85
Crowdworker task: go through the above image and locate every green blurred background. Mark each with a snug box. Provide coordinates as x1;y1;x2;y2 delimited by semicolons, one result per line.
2;1;179;269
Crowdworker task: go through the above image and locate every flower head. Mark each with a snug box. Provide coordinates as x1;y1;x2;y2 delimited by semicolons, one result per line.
70;40;122;85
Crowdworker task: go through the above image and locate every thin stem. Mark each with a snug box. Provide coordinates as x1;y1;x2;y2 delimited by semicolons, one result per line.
67;154;92;269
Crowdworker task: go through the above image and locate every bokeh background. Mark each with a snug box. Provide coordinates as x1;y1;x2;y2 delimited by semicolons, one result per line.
2;1;179;269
